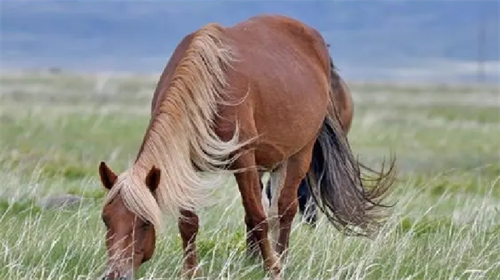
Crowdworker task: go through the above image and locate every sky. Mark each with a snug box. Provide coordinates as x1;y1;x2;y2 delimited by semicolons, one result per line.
1;0;499;82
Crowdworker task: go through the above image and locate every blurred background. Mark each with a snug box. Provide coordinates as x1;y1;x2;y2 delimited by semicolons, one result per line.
1;0;499;84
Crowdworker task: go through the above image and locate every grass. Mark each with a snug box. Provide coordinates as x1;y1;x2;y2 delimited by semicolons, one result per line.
0;70;499;280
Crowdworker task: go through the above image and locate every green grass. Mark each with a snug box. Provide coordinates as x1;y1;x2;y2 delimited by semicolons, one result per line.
1;71;499;280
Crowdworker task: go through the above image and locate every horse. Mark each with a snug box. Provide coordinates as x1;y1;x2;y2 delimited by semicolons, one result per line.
97;14;396;280
260;75;353;227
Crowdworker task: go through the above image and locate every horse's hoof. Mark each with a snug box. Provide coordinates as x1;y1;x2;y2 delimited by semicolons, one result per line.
265;256;282;280
270;267;282;280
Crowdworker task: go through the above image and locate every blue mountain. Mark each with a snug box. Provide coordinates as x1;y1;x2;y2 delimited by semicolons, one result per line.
1;0;498;82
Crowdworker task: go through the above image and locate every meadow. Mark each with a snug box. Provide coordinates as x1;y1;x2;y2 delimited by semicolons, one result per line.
0;70;499;280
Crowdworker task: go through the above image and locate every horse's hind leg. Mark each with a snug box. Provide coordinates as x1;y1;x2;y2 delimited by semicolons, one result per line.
234;152;281;278
178;209;201;278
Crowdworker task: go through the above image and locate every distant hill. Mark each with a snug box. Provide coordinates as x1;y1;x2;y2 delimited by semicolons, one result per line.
1;0;498;82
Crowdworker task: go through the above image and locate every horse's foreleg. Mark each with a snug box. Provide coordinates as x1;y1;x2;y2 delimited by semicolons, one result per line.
234;153;281;279
178;209;201;278
276;146;314;260
244;211;260;258
245;171;269;258
297;180;318;227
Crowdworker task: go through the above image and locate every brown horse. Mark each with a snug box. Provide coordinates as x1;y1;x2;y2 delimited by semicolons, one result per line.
98;14;396;280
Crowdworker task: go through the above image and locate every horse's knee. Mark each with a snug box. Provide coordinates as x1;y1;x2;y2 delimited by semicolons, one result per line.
178;210;199;246
252;212;269;229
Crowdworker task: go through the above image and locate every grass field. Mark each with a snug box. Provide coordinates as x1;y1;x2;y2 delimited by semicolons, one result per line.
0;70;499;280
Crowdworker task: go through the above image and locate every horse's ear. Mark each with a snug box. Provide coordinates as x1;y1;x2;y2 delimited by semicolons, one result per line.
99;161;117;190
145;166;161;192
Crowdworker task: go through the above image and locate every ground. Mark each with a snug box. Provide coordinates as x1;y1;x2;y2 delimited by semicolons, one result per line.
0;70;499;280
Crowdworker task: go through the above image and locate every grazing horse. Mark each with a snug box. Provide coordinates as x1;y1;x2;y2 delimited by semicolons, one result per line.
97;14;396;280
260;75;353;227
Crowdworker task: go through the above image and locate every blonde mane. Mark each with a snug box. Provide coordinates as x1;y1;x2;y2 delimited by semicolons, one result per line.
103;23;249;230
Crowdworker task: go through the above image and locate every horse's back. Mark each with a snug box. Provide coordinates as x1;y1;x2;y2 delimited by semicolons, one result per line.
218;15;333;168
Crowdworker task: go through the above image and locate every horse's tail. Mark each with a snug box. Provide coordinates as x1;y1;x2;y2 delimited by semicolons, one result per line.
305;56;397;236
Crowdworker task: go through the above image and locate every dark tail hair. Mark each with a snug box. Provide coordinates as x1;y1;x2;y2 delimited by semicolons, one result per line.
305;57;398;237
